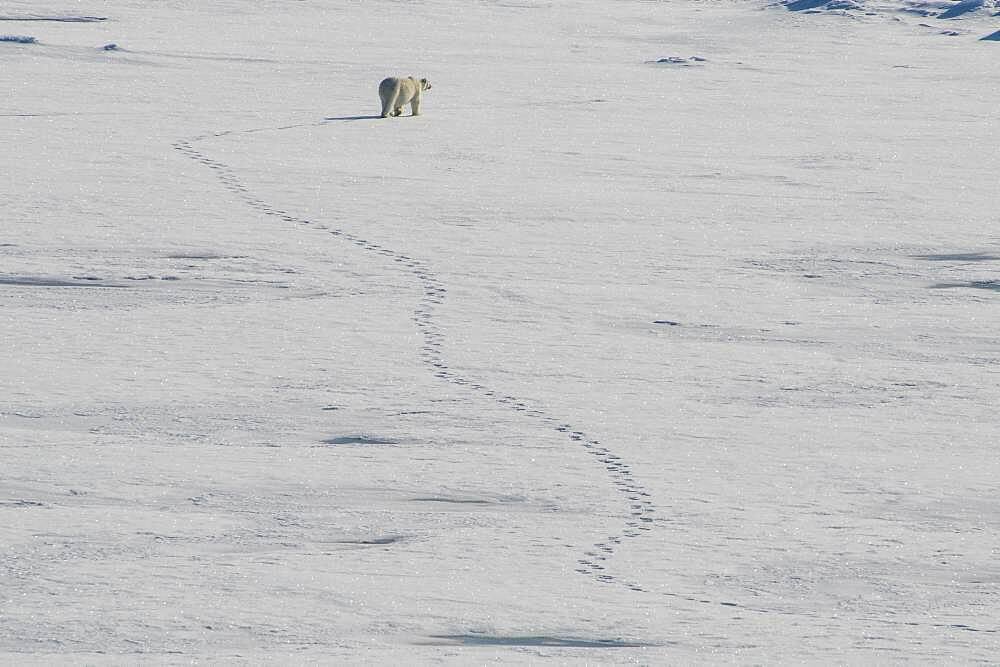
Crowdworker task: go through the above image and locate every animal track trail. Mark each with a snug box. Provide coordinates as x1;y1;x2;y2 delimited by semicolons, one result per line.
174;122;656;594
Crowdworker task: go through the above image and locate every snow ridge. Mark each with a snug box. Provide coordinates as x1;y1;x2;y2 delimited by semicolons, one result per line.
780;0;1000;17
173;123;657;593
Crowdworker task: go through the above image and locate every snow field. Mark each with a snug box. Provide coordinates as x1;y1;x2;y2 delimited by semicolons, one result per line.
2;0;999;662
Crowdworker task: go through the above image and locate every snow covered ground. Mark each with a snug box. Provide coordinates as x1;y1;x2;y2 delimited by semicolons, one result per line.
2;0;998;662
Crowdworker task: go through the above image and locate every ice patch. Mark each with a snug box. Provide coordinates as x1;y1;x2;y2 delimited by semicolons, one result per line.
0;35;36;43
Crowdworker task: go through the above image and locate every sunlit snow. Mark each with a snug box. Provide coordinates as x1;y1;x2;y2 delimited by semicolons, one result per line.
3;0;998;662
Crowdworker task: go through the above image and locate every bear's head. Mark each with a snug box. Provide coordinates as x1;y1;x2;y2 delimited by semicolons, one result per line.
420;78;432;91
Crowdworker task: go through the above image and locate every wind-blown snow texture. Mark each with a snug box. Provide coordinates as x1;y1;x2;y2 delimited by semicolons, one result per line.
3;0;998;662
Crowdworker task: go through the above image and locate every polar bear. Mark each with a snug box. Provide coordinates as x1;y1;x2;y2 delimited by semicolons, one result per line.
379;76;432;118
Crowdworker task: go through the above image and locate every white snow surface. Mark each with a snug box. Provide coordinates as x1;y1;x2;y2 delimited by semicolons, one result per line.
3;0;999;662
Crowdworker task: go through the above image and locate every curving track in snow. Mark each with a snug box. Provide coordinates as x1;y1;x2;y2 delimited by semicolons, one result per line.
173;121;657;593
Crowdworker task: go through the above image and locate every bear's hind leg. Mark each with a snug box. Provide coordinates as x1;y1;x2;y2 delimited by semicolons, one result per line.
381;87;399;118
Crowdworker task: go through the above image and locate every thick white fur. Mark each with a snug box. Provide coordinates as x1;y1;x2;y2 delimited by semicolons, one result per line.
379;76;432;118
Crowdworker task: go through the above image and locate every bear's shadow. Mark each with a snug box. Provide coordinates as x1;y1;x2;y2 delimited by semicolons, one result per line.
324;115;383;121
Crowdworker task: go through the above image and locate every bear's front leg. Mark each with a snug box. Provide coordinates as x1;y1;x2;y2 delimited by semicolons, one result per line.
410;99;420;116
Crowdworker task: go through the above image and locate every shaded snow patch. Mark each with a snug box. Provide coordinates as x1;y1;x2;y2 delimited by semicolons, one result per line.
938;0;989;18
0;275;129;288
425;635;652;648
930;280;1000;291
904;0;998;18
322;435;402;445
0;35;36;43
411;493;529;506
166;251;249;260
0;499;46;507
782;0;865;11
913;251;1000;261
0;15;106;22
334;535;406;545
781;0;1000;17
412;496;493;504
650;56;707;65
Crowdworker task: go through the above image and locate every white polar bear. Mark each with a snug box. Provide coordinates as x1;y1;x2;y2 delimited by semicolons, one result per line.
379;76;432;118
